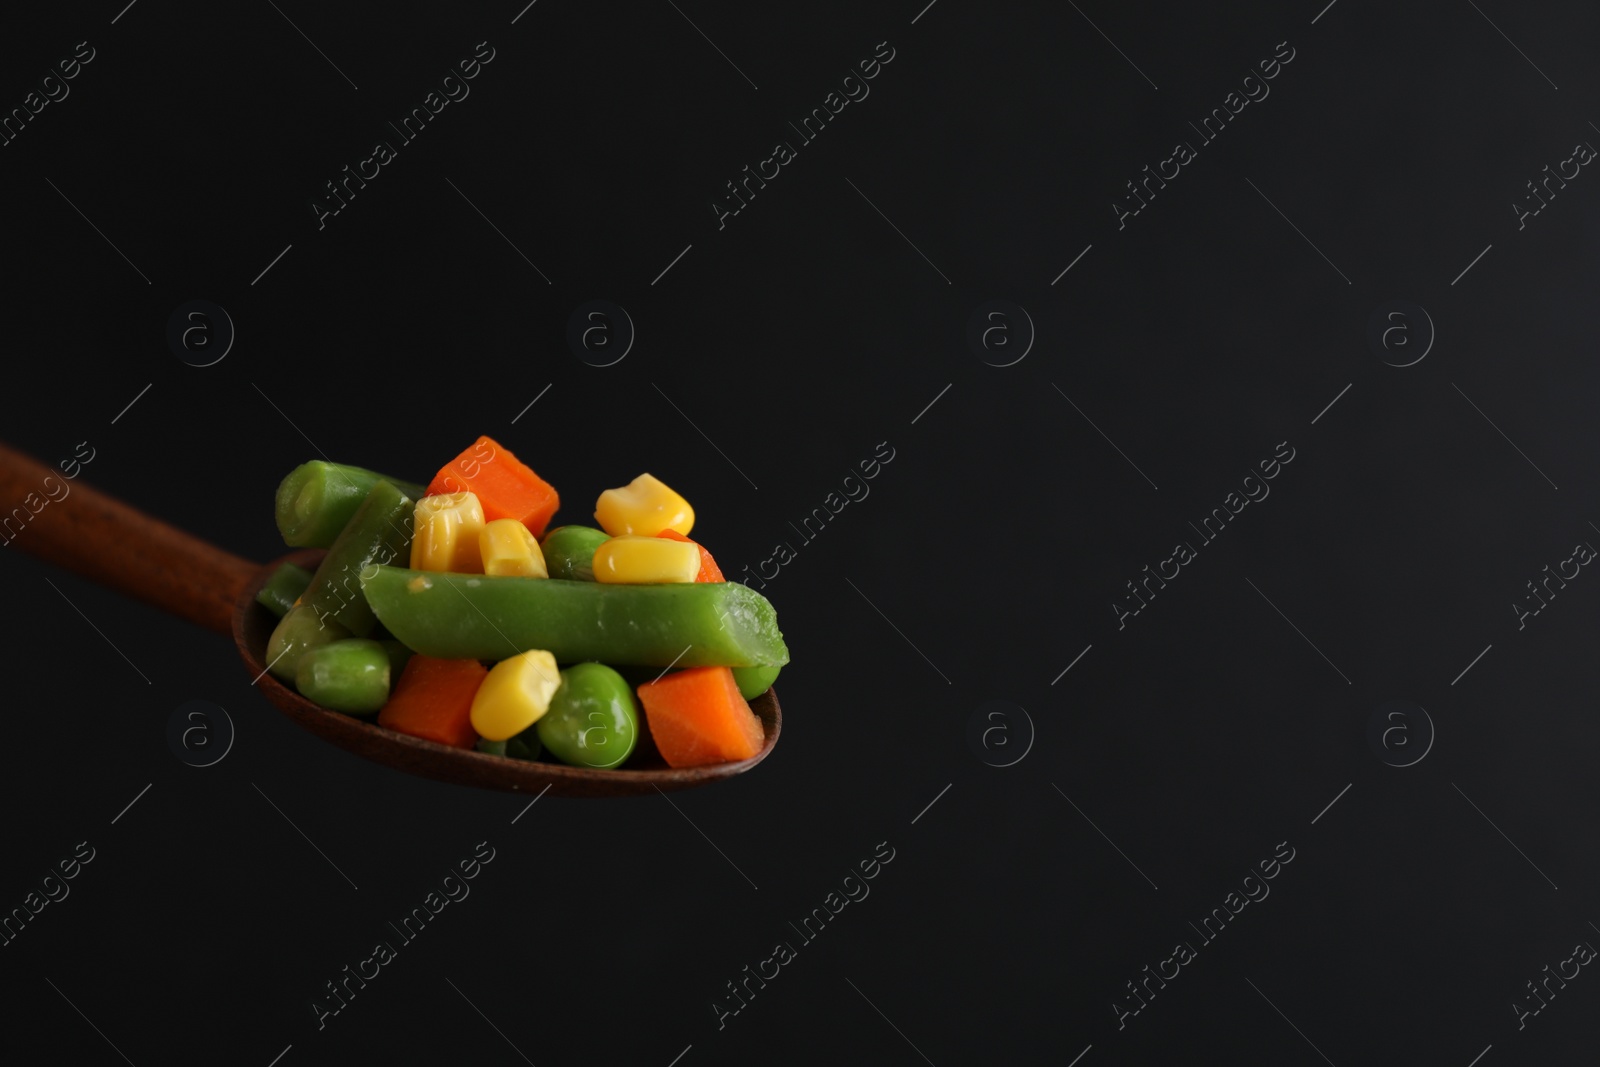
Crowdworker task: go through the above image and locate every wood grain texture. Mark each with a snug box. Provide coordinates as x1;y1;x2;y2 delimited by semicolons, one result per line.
0;441;256;634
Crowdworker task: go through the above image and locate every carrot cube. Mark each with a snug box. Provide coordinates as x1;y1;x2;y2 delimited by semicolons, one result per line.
636;666;764;767
377;655;487;749
427;435;560;538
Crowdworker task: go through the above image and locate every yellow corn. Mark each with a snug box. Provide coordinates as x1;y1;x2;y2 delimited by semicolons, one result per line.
593;473;694;537
409;492;485;573
592;534;701;584
470;649;560;741
479;518;547;578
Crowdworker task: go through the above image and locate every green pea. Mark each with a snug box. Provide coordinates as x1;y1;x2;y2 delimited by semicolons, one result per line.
476;738;508;756
295;638;391;715
541;525;611;581
536;662;638;768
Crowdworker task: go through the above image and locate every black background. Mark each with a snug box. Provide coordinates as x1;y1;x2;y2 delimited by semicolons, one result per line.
2;1;1597;1064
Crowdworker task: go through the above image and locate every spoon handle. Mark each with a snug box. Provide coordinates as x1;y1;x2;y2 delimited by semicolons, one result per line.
0;441;257;636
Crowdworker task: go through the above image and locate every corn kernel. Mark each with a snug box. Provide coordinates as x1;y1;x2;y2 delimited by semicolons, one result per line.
479;518;548;578
470;649;560;741
409;492;485;573
592;534;701;584
593;473;694;537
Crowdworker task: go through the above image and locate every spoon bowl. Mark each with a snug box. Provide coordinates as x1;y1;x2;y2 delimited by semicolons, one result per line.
0;441;779;798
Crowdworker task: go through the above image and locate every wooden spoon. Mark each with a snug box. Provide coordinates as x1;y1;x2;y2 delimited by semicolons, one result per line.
0;442;779;796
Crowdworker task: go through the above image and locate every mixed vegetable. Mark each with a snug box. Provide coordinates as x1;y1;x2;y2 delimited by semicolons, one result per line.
258;436;786;770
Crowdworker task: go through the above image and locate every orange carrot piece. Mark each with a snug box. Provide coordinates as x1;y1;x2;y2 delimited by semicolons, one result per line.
656;529;724;582
377;655;487;749
636;666;763;767
426;435;560;537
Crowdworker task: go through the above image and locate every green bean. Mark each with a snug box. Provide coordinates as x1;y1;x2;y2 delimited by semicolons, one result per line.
275;461;424;548
298;480;414;637
731;664;781;700
255;562;314;618
266;604;351;682
361;566;789;667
